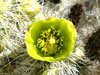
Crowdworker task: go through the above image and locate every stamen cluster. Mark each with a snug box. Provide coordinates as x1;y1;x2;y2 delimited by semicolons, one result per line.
37;26;64;56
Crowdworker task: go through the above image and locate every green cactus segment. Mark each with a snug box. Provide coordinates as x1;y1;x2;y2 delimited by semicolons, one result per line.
17;0;41;19
25;17;77;62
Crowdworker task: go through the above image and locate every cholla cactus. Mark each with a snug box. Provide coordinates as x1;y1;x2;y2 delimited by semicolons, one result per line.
0;0;12;12
1;0;99;75
16;0;42;19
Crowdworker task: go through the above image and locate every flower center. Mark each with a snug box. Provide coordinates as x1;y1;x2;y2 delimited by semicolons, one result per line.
49;38;55;44
37;26;64;56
